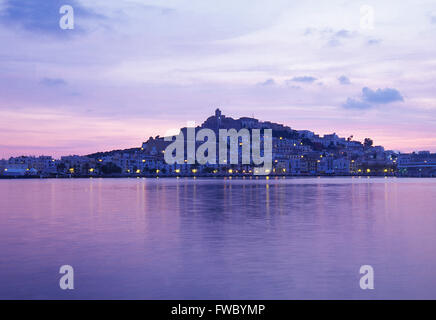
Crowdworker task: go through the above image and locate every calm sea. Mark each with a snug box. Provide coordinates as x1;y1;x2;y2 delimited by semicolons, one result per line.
1;177;436;299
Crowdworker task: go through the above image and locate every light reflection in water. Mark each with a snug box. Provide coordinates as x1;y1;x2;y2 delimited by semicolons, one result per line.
0;178;436;299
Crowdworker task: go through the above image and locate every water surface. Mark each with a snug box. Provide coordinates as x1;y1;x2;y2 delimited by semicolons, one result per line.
1;177;435;299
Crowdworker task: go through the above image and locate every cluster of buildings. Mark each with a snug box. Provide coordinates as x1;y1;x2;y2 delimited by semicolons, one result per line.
397;151;436;177
1;109;436;177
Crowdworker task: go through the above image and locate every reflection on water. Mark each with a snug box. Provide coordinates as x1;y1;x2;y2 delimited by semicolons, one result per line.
1;177;436;299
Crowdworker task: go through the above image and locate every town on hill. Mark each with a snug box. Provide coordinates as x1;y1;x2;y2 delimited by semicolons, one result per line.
1;109;436;178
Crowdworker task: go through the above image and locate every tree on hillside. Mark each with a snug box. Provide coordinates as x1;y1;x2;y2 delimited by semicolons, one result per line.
364;138;373;148
101;162;122;174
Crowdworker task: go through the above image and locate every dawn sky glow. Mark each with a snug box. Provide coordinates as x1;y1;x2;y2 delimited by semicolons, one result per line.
1;0;436;157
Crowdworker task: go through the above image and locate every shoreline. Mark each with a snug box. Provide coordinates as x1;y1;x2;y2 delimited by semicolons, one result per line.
1;174;433;179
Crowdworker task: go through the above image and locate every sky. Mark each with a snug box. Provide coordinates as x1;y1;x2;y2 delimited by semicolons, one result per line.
0;0;436;158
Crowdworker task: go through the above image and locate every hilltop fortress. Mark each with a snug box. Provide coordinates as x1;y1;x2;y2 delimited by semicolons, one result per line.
138;108;394;176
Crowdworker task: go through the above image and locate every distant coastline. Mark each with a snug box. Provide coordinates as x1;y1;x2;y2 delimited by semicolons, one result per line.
1;173;427;180
2;109;436;178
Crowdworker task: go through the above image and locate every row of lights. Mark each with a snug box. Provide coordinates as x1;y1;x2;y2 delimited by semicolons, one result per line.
71;167;391;175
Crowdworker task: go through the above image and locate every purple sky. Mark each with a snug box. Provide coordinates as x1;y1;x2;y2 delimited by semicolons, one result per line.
1;0;436;158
